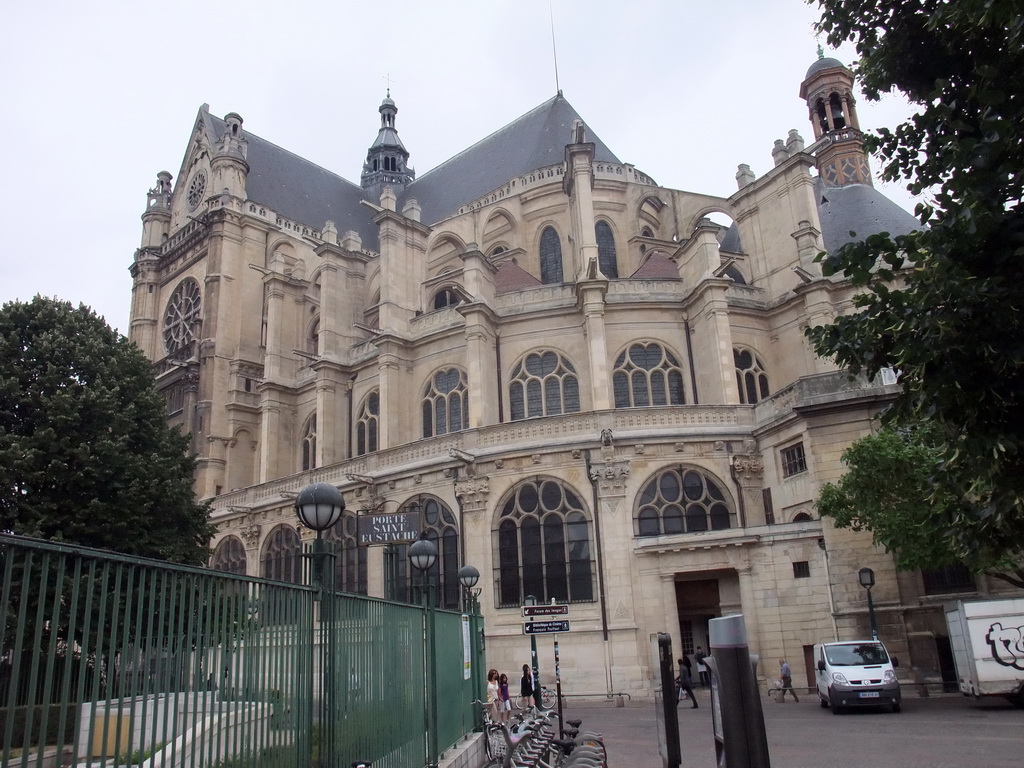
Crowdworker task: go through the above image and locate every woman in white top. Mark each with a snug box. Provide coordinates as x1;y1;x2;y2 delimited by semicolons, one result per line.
486;668;501;722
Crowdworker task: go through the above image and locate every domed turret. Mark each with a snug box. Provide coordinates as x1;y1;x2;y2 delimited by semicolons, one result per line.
799;47;871;188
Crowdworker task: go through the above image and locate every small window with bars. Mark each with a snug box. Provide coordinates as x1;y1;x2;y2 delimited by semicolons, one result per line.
793;561;810;579
781;442;808;477
922;563;975;595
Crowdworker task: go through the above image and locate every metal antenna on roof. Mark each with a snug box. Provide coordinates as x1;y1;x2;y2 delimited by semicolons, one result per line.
550;3;561;96
383;72;394;97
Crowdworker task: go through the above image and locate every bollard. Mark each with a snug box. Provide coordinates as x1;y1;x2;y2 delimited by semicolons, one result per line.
653;633;682;768
708;615;771;768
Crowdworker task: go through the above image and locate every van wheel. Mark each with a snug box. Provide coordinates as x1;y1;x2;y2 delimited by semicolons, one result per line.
819;697;828;709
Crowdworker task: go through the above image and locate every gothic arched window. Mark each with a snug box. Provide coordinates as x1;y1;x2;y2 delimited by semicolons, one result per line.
384;497;460;609
539;227;563;284
301;414;317;471
509;351;580;420
734;348;771;404
496;478;594;608
595;221;618;278
612;342;686;407
635;467;734;536
422;368;468;437
356;390;379;455
261;525;302;583
323;511;367;595
210;536;247;575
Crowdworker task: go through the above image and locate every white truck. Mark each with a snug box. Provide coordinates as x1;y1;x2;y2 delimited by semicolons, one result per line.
944;597;1024;706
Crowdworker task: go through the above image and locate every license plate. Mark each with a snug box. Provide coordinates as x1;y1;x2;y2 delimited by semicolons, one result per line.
858;691;880;698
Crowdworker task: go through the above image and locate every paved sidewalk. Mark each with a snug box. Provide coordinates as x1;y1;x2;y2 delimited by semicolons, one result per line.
557;688;1024;768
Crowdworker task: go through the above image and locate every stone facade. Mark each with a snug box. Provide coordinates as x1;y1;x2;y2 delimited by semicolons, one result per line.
129;57;1019;699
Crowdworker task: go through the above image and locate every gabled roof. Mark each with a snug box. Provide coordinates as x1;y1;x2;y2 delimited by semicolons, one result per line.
207;112;379;251
198;93;625;251
630;252;680;280
495;259;545;294
401;93;622;226
815;180;919;253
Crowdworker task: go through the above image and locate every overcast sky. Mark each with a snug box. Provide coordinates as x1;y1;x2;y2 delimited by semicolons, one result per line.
0;0;920;334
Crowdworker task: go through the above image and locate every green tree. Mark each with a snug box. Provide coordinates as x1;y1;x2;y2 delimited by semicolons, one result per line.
0;296;213;564
806;0;1024;573
816;424;1024;587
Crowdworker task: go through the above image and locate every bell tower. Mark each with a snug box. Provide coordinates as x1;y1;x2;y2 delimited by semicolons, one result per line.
799;49;872;187
361;91;415;197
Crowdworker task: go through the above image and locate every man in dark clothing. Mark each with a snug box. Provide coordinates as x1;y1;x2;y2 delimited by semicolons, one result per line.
675;657;698;708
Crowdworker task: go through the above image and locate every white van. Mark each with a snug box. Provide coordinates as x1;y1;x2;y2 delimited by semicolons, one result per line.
814;640;901;713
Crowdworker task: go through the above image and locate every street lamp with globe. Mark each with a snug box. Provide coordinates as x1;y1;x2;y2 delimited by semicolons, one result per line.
408;533;440;768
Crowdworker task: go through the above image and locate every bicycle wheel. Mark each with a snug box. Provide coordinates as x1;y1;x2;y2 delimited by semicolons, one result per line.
541;687;556;709
485;725;507;761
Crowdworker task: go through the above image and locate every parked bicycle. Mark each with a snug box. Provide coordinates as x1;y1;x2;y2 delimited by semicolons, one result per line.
475;702;607;768
514;685;557;711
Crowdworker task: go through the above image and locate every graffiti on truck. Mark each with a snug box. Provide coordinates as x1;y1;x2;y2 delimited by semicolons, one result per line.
985;622;1024;670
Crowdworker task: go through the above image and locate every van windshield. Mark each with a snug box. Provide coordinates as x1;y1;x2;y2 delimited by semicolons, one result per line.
824;643;889;666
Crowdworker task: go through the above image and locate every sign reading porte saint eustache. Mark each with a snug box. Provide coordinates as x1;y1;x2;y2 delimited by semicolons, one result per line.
357;512;421;545
524;620;570;635
522;604;569;617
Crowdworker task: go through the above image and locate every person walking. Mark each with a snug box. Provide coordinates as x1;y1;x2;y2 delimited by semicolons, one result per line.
694;647;710;686
778;658;799;702
520;663;534;709
675;657;698;708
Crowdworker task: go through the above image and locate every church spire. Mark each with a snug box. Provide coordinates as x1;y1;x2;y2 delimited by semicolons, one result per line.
361;91;415;196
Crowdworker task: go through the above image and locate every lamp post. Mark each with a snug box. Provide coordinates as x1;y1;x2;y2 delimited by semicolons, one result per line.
408;533;439;768
458;565;482;730
457;565;480;613
858;567;878;640
294;482;345;590
524;595;541;710
294;482;345;768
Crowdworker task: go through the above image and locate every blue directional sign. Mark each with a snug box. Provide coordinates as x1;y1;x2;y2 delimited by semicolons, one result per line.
524;620;570;635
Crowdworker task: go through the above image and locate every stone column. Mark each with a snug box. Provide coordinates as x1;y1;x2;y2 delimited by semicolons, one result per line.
580;281;611;411
730;442;765;526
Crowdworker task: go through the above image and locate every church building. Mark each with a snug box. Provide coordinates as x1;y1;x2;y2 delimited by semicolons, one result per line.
129;54;991;697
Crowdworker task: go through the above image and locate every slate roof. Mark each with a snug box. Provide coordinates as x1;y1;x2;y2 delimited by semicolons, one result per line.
720;223;743;253
815;179;920;253
805;56;847;79
204;93;621;251
399;93;622;226
208;113;379;250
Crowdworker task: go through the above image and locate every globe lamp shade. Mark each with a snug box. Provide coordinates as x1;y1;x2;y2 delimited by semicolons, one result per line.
294;482;345;532
408;535;438;572
458;565;480;589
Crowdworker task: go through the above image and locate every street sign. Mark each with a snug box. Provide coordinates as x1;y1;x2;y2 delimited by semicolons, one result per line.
524;620;570;635
357;512;420;545
523;604;569;617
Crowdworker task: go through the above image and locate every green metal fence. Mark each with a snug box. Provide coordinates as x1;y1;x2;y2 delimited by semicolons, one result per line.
0;534;484;768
